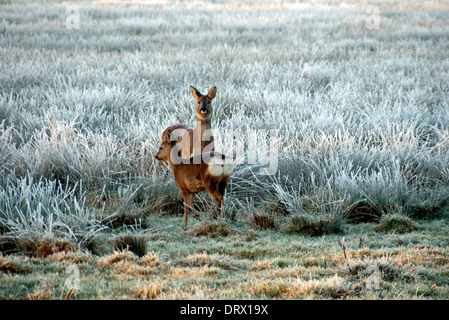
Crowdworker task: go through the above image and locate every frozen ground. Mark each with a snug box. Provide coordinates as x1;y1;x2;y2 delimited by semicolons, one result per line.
0;0;448;299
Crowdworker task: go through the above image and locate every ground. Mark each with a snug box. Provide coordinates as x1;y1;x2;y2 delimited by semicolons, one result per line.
0;0;448;300
2;214;449;299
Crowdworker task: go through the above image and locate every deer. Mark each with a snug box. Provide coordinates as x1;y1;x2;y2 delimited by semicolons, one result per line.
190;85;216;156
159;86;217;162
160;124;192;160
154;127;233;227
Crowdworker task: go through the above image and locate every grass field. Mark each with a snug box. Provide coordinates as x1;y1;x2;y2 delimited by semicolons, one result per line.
1;0;449;300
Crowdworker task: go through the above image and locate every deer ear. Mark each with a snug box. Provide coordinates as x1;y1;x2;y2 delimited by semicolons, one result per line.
163;128;173;141
190;86;202;100
207;87;217;99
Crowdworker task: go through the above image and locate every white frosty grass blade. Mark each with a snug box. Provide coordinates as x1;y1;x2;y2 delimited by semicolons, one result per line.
0;175;104;246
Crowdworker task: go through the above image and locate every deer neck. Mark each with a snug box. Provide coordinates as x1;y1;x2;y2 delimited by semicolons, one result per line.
195;117;211;131
166;144;184;169
192;117;212;155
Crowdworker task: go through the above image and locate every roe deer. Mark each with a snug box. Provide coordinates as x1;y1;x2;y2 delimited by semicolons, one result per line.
154;128;232;227
190;85;216;157
160;124;192;161
159;86;217;161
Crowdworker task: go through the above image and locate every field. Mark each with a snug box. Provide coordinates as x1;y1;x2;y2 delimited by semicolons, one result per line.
1;0;449;300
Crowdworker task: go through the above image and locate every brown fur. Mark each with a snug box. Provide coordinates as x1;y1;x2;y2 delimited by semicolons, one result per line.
155;128;231;227
161;86;216;160
160;124;192;160
190;86;216;157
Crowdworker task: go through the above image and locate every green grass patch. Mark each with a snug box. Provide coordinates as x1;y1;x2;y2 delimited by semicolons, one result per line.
374;214;418;234
284;215;343;237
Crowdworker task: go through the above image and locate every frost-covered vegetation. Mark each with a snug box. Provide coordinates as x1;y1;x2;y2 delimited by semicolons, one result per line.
0;0;448;300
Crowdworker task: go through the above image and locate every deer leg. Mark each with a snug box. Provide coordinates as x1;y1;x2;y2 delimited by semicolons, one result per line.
204;180;221;219
189;193;199;219
214;194;224;219
182;192;195;227
216;179;228;219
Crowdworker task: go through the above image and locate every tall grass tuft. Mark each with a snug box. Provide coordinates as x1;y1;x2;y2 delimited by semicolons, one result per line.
0;175;105;254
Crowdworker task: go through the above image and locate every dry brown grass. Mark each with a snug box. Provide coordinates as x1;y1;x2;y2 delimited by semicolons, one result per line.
47;250;94;264
265;200;290;216
139;251;162;267
249;259;273;271
175;252;235;271
98;250;136;267
0;260;20;274
0;237;76;258
284;215;342;237
252;212;276;230
102;209;149;229
113;234;147;257
150;195;184;215
188;221;231;238
133;282;164;299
